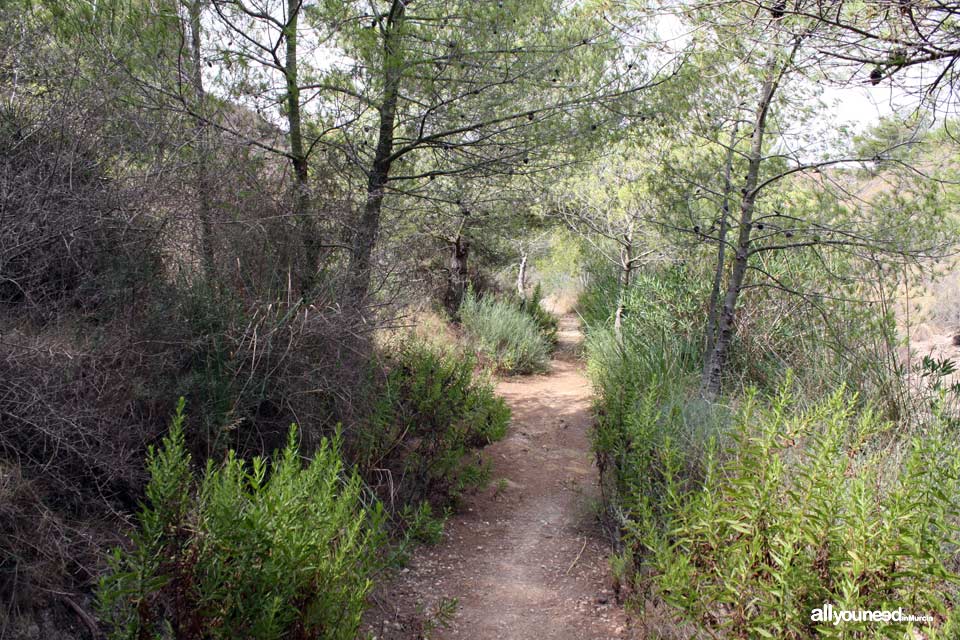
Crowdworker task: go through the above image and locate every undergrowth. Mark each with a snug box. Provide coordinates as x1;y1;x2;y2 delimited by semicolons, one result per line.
97;400;383;640
582;261;960;639
459;291;551;374
358;340;511;510
94;333;510;638
518;283;559;346
637;383;960;639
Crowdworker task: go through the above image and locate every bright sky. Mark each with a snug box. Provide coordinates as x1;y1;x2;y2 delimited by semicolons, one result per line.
823;85;896;132
650;10;951;135
822;63;960;133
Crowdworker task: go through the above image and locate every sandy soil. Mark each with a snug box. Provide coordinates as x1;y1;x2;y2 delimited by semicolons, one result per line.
362;315;632;640
907;325;960;362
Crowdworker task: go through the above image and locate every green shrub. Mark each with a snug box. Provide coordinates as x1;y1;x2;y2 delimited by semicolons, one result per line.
518;283;559;345
97;399;383;640
459;292;550;374
582;263;725;530
633;383;960;639
358;341;510;508
582;260;960;638
587;323;731;535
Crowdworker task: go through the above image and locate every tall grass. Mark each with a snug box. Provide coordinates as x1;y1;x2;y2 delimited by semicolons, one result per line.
580;263;729;535
459;292;550;374
518;283;559;346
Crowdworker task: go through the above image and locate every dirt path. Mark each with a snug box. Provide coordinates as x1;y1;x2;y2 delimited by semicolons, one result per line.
364;315;630;640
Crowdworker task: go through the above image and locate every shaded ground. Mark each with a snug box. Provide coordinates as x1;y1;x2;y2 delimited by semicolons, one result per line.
363;315;631;640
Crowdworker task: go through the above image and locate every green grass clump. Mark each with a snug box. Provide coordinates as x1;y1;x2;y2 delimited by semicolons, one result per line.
581;262;722;529
97;399;383;640
459;292;550;374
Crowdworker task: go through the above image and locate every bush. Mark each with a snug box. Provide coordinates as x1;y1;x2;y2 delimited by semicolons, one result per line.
582;260;960;637
518;283;559;346
0;106;162;317
357;341;510;509
97;400;384;640
634;384;960;639
581;262;724;532
459;292;551;374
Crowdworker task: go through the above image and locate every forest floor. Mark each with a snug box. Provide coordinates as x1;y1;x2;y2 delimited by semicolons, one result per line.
362;315;633;640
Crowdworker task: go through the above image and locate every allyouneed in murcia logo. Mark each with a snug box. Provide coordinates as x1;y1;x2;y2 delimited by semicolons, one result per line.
811;603;934;626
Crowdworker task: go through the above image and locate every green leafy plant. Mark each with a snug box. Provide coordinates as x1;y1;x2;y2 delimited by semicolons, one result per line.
581;262;725;531
459;291;550;374
634;384;960;639
358;340;510;508
581;260;960;638
518;282;559;346
97;399;384;640
419;596;459;637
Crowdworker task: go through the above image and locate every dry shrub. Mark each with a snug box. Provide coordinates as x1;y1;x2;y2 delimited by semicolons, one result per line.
0;326;165;500
0;459;120;625
0;26;470;636
0;105;173;618
0;107;160;320
0;324;175;616
377;307;465;353
180;290;379;458
929;268;960;331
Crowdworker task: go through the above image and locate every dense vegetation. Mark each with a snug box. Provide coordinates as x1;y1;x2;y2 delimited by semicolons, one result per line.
4;0;960;637
458;290;554;375
97;404;383;639
582;258;960;638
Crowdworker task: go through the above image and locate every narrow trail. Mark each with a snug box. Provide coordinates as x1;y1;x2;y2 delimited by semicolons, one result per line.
365;315;630;640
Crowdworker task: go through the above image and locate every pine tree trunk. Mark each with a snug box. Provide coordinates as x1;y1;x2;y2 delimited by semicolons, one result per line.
614;239;633;345
283;0;320;294
444;234;470;316
703;123;739;370
187;0;215;285
701;51;785;399
348;1;405;303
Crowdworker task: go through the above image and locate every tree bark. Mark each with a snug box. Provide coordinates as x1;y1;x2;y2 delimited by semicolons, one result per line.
703;122;739;371
444;233;470;316
614;234;634;344
701;49;788;399
347;0;405;303
186;0;216;285
517;253;528;300
283;0;320;294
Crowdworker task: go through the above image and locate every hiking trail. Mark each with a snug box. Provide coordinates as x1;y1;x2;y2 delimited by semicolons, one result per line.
364;315;630;639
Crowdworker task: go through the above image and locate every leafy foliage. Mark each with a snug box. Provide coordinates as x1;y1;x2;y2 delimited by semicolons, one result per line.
582;260;960;638
358;340;511;508
97;399;384;640
518;283;559;346
637;385;960;639
581;262;725;532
